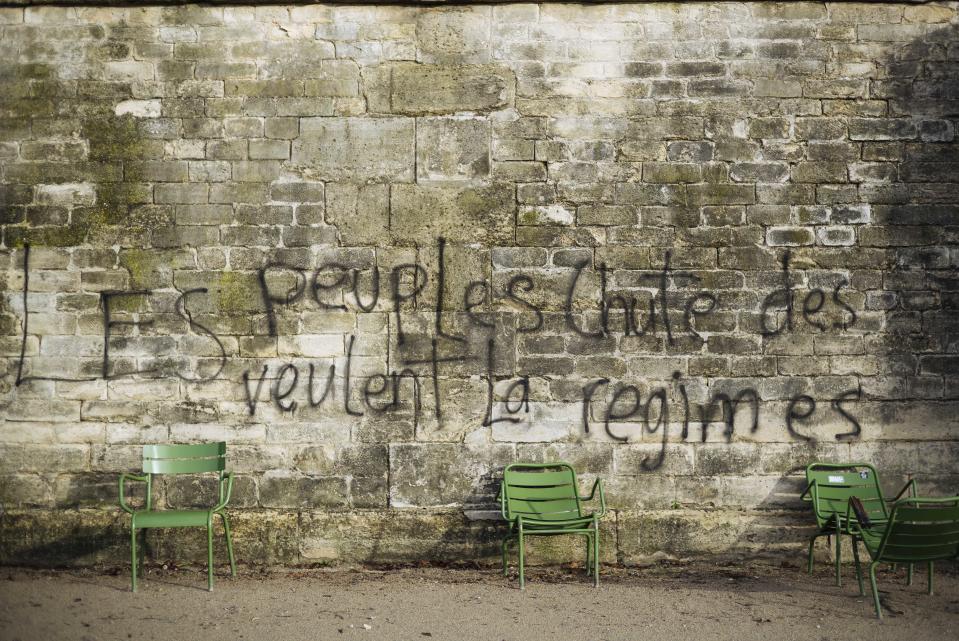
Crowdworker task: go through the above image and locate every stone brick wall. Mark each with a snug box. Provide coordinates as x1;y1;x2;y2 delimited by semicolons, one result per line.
1;2;957;567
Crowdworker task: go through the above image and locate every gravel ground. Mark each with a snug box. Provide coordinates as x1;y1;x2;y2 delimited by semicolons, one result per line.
1;561;957;641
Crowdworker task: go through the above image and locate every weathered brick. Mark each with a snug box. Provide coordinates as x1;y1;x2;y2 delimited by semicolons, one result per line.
390;63;514;115
325;183;388;245
248;139;290;160
791;162;848;183
766;226;816;246
292;117;414;182
577;204;636;226
643;163;702;183
390;183;515;244
849;118;918;141
416;117;490;182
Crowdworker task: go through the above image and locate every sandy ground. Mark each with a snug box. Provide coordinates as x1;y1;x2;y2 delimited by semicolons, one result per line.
0;561;957;641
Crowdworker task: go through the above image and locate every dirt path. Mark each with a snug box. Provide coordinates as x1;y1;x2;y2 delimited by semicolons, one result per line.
1;562;957;641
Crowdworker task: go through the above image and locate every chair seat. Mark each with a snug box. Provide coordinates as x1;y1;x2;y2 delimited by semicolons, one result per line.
133;509;213;528
515;514;598;530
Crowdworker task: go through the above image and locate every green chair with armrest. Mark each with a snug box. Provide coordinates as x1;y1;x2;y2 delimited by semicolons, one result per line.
119;442;236;592
800;462;916;586
499;462;606;589
847;495;959;618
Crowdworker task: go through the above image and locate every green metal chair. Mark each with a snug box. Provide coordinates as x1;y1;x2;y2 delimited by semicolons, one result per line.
847;495;959;618
800;462;916;586
119;442;236;592
499;462;606;589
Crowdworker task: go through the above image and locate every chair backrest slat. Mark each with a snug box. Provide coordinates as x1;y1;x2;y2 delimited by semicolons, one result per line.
507;484;576;501
889;521;959;537
507;470;576;487
142;442;226;475
508;498;582;521
503;463;582;522
879;545;959;562
893;505;959;523
143;443;225;458
805;463;886;526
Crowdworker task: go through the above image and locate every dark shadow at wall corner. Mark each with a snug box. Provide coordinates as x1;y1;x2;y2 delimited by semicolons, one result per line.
862;22;958;492
733;21;959;559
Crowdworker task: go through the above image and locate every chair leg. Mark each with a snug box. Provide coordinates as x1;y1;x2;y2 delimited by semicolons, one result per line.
221;513;237;578
501;536;510;577
807;533;818;575
592;528;599;588
907;563;914;586
518;526;525;590
834;523;842;587
207;520;214;592
851;537;864;596
927;562;934;596
130;526;138;593
585;536;591;577
869;562;882;619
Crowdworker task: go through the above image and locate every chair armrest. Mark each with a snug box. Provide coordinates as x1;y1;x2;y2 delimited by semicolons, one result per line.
118;473;149;514
799;479;817;502
213;471;234;512
498;481;509;521
844;499;858;534
846;496;873;535
889;478;918;502
578;478;607;518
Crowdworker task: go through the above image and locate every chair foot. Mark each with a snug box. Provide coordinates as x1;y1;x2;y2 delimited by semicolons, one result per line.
592;526;599;588
585;536;591;577
834;528;842;587
870;563;882;619
221;512;237;578
851;537;864;597
501;536;510;577
517;530;525;590
130;527;138;593
207;521;215;592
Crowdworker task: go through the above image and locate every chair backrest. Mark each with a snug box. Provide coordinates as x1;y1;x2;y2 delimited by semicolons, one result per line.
804;462;887;527
877;497;959;563
142;443;226;475
502;462;582;522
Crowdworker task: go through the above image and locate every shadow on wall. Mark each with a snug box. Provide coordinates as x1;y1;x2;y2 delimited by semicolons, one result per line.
731;21;959;563
512;19;959;567
872;21;959;495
